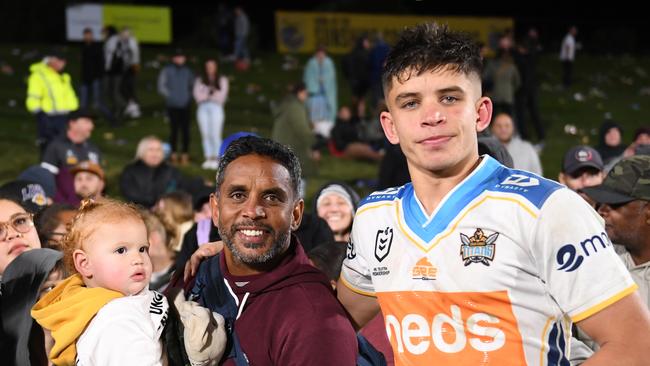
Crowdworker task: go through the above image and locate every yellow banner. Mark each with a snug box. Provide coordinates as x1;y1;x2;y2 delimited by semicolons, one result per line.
103;5;171;44
275;11;513;54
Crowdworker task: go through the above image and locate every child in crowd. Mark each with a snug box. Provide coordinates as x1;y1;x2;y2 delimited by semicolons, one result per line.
32;198;224;365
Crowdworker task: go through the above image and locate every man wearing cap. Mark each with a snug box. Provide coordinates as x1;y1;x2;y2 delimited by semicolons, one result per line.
158;48;194;165
26;50;79;155
582;155;650;307
559;145;606;206
71;161;105;201
40;110;102;206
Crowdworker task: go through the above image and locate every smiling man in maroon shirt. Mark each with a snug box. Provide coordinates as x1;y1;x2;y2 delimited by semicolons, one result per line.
195;136;357;366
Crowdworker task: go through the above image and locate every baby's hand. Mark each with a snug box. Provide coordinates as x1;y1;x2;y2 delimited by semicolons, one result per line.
173;292;227;366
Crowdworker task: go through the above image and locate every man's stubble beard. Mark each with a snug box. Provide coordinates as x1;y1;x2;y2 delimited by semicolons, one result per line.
219;220;291;267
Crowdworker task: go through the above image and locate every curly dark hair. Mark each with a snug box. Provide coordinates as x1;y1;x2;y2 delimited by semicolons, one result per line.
215;136;302;198
382;22;482;93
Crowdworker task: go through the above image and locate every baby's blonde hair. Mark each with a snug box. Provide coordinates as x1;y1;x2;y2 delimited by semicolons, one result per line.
62;198;144;274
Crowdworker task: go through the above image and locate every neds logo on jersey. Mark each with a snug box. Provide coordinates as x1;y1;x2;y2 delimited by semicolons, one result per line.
379;290;526;365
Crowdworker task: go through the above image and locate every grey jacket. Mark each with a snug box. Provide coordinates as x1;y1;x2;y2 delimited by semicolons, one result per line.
158;64;194;108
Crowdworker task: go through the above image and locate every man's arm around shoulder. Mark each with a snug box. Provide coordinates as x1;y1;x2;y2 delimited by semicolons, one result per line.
579;292;650;365
337;278;380;330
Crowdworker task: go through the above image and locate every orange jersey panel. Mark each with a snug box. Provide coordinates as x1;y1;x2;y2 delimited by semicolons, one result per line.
378;290;526;366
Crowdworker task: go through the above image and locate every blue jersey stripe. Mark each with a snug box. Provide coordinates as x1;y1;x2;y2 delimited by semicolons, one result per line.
546;322;570;366
401;157;500;242
358;155;563;245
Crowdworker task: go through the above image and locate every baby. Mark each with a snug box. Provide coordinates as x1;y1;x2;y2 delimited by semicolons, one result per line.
32;198;224;365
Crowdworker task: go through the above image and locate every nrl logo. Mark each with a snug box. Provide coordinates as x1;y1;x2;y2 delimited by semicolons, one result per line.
374;227;393;262
346;239;356;260
460;228;498;267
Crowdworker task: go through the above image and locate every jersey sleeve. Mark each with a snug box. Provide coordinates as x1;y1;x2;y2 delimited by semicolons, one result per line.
531;188;637;322
340;213;376;296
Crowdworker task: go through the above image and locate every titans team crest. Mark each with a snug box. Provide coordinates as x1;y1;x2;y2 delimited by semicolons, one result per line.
460;228;498;266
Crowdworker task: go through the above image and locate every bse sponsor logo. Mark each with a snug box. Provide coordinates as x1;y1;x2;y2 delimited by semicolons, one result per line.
412;257;437;281
346;239;356;260
556;232;612;272
500;174;539;187
375;226;393;262
460;229;498;267
379;291;525;364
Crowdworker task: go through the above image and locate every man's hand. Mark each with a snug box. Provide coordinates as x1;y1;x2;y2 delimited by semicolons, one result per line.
183;241;224;281
173;291;227;366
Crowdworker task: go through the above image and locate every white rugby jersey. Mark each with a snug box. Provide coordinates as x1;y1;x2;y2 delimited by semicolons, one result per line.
341;155;636;366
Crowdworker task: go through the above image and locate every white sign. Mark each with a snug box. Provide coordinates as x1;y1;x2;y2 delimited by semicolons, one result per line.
66;4;103;41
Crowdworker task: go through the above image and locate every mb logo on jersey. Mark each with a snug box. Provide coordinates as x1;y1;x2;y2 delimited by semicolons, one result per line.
460;229;498;266
375;227;393;262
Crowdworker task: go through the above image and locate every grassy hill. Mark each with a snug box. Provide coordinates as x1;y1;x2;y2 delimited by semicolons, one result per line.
1;44;648;208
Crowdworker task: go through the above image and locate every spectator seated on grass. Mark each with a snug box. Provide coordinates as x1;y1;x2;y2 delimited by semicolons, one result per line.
119;136;184;209
329;106;383;162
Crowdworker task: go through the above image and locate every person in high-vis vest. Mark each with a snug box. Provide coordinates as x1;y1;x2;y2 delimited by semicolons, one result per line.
26;50;79;156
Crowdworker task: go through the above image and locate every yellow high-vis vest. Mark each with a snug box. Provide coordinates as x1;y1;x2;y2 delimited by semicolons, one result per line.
26;61;79;114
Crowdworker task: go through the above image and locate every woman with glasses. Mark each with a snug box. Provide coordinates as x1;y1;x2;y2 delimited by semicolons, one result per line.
0;198;41;277
1;197;50;365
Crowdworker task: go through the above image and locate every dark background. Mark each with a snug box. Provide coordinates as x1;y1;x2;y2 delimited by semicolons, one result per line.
1;1;648;54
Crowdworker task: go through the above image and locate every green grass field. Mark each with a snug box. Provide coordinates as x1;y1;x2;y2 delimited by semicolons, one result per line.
1;44;648;209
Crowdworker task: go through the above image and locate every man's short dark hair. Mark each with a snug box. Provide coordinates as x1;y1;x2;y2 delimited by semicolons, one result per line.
382;22;482;93
290;81;306;95
215;136;302;198
68;109;96;123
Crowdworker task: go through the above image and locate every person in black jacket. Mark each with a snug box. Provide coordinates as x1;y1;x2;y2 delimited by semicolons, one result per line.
342;36;371;118
330;106;383;162
80;28;113;124
120;136;183;208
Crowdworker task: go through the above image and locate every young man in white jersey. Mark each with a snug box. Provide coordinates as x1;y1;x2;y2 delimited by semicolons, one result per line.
337;22;650;365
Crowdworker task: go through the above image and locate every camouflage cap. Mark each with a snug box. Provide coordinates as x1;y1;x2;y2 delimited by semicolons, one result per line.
582;155;650;204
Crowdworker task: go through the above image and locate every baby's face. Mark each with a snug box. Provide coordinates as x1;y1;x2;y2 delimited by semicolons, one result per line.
82;219;152;295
